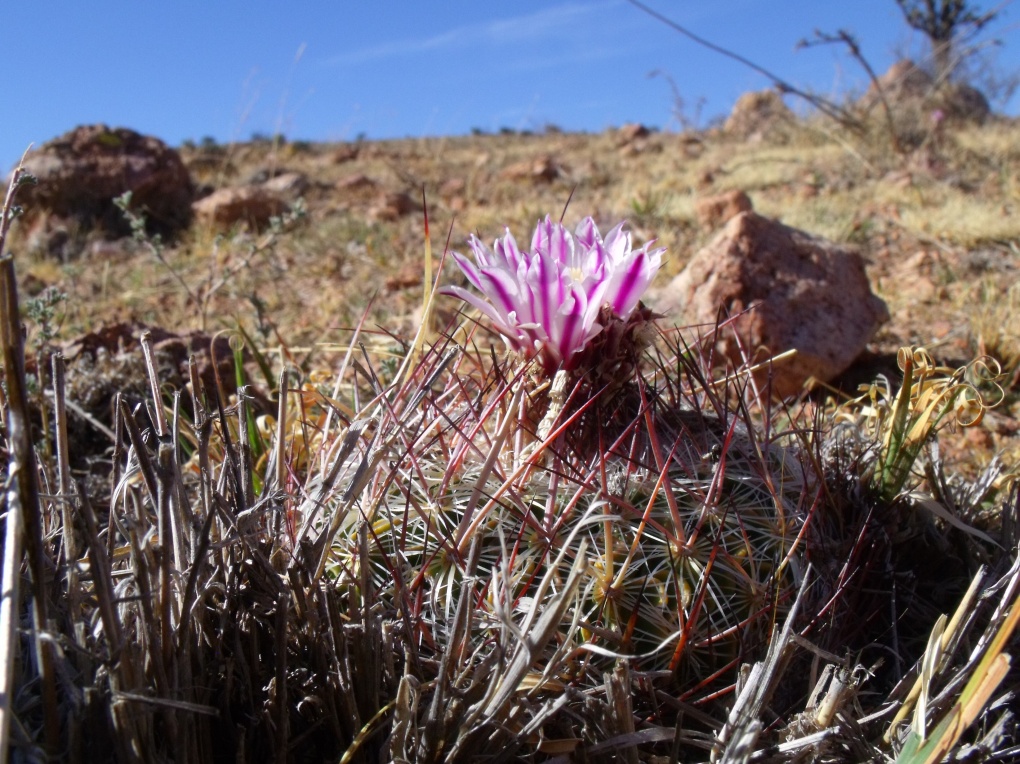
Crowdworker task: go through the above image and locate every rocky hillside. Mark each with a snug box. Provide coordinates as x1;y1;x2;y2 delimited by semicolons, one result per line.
8;75;1020;475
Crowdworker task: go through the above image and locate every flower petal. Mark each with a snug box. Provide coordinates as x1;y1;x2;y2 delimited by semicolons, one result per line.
526;252;558;342
494;227;522;270
450;250;484;290
556;289;585;363
574;216;599;249
468;234;496;269
533;215;572;265
602;222;629;262
477;266;523;317
440;286;524;349
606;251;649;318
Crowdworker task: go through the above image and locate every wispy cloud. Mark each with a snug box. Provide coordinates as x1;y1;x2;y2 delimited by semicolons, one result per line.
320;2;618;67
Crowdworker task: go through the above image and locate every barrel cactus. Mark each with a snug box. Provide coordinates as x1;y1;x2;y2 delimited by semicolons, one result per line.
301;216;814;710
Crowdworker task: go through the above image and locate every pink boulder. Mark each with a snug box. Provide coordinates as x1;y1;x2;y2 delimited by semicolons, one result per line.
695;190;753;231
655;212;889;398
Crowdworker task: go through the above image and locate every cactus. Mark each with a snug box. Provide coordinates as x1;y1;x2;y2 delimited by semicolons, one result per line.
299;321;813;711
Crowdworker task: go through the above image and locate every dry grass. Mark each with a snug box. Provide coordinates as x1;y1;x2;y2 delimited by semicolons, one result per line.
1;308;1016;761
969;277;1020;378
9;117;1018;355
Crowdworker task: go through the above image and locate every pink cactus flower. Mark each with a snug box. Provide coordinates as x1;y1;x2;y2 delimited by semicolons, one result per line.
443;216;664;372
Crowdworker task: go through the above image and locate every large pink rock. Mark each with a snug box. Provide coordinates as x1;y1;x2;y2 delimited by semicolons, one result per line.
655;212;889;398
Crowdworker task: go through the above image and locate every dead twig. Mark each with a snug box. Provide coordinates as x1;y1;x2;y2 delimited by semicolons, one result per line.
625;0;863;129
798;29;905;154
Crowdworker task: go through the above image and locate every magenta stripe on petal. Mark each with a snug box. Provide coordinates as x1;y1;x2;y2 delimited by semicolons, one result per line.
441;287;523;348
451;251;484;290
494;239;508;267
610;252;648;317
547;219;567;263
468;235;494;268
479;268;520;317
557;287;588;360
502;229;522;269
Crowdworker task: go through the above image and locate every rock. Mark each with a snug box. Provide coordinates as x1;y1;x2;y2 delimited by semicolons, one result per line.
335;174;380;213
87;238;137;261
385;263;423;291
654;212;889;398
59;323;270;458
14;124;194;256
861;59;934;108
724;90;793;139
193;183;216;201
336;173;376;191
695;190;753;231
244;167;274;185
985;410;1020;436
882;169;914;189
619;140;655;158
192;186;287;231
891;250;941;303
370;191;417;221
938;82;991;123
696;169;716;189
965;425;994;451
859;59;990;125
262;171;308;199
500;155;559;183
331;145;360;163
25;223;72;259
438;178;467;210
617;123;651;145
797;176;820;199
438;178;466;198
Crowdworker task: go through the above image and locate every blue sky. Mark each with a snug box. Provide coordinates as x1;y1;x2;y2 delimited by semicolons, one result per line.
3;1;1017;169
